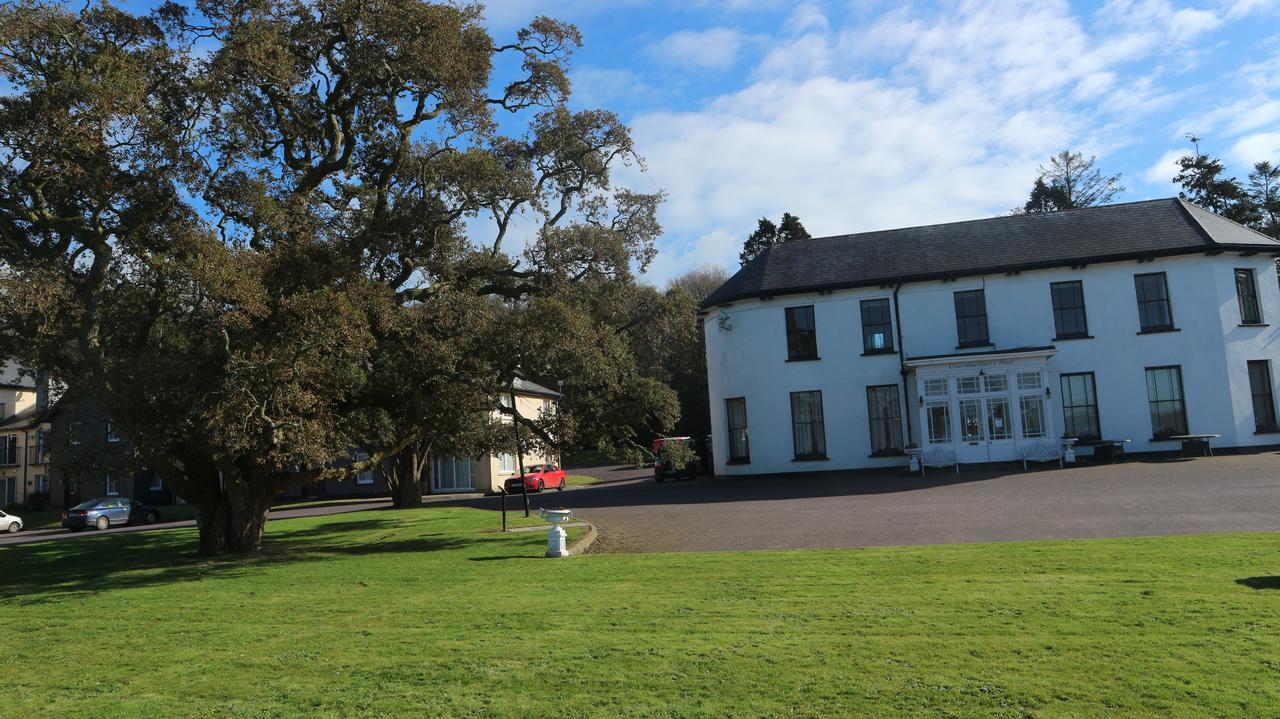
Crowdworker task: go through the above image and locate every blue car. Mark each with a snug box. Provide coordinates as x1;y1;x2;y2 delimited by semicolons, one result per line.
61;498;161;531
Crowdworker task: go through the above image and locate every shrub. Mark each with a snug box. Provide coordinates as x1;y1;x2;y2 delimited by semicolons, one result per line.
24;491;50;511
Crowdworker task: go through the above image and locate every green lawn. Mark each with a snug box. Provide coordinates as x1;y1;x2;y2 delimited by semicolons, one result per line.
3;507;1280;717
565;473;602;486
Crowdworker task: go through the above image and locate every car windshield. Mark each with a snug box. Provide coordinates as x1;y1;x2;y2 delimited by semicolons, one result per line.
71;500;98;510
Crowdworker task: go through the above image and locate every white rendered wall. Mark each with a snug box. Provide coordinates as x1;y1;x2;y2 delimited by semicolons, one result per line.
704;253;1280;476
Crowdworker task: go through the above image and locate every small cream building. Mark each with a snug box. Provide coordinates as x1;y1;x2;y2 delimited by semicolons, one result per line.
0;362;51;507
431;378;563;494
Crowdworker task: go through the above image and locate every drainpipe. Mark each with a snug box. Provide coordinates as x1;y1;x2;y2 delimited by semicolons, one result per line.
893;284;913;443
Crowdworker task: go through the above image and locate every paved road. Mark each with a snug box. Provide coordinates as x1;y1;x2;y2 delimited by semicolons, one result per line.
0;499;397;547
0;469;638;548
12;455;1280;553
490;454;1280;552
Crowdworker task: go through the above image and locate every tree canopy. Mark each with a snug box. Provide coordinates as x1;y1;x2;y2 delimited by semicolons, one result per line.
740;212;810;266
0;0;677;553
1022;150;1124;213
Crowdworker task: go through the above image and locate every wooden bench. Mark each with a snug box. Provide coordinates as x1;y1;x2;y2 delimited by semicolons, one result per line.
1021;440;1063;470
920;447;958;476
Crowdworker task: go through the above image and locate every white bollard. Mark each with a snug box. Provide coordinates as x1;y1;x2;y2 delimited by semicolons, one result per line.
546;524;568;558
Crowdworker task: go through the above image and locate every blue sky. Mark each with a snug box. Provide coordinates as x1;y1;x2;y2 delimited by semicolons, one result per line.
482;0;1280;282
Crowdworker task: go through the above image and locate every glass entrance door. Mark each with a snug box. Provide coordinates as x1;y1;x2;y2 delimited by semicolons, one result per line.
955;373;1016;463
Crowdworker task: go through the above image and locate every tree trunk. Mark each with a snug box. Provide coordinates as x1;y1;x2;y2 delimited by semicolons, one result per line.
192;474;275;555
389;448;423;508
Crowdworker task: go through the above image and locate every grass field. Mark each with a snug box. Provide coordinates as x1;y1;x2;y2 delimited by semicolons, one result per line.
565;473;603;486
3;506;1280;717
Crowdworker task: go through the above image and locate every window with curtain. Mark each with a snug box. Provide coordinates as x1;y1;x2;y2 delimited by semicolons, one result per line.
926;402;951;443
1050;280;1089;338
1060;372;1101;440
790;391;826;459
1236;268;1263;325
1145;366;1188;439
866;385;903;454
1134;272;1174;332
499;453;515;473
0;434;16;465
725;398;749;462
1248;360;1277;432
860;298;894;353
785;306;818;360
953;289;989;346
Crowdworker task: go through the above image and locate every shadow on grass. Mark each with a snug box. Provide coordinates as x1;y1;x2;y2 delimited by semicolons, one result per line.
0;514;502;601
1236;576;1280;590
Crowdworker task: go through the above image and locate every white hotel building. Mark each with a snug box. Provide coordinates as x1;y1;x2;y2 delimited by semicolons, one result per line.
701;199;1280;475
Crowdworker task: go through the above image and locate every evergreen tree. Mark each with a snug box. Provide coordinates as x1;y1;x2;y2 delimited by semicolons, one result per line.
1174;135;1261;226
1248;161;1280;240
739;213;810;265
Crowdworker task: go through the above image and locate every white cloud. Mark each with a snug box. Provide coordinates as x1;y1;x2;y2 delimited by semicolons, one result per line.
1145;149;1186;186
1223;0;1279;20
570;67;651;108
647;28;749;70
785;2;829;34
1231;132;1280;165
622;0;1259;282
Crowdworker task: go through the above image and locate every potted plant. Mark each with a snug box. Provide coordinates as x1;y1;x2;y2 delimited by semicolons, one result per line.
1060;432;1078;464
905;442;921;473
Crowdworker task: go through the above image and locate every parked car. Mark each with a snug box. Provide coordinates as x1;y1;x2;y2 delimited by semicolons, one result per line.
0;509;21;533
61;498;161;531
653;436;700;482
503;463;568;493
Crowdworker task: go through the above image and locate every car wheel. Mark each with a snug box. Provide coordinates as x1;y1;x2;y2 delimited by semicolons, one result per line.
145;511;158;524
6;522;18;534
95;515;110;530
558;480;565;491
537;480;545;493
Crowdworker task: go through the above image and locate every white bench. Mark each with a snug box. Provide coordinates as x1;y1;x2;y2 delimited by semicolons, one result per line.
920;448;958;475
1021;440;1063;470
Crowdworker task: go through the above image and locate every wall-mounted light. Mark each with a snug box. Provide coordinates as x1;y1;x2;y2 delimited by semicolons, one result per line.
1045;386;1052;398
918;396;924;407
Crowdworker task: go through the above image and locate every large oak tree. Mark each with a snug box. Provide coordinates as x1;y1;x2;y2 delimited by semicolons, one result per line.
0;0;676;553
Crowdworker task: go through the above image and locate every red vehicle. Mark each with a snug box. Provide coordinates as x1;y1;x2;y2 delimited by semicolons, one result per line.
503;463;567;493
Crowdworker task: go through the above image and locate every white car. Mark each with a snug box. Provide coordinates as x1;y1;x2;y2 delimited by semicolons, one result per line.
0;509;22;533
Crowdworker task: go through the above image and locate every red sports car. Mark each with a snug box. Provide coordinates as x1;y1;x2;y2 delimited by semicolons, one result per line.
503;463;567;493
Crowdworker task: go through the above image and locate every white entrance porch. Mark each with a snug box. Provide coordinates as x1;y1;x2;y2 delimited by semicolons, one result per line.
906;347;1059;466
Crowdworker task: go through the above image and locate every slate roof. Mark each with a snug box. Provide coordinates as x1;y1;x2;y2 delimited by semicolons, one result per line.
701;198;1280;309
0;405;43;431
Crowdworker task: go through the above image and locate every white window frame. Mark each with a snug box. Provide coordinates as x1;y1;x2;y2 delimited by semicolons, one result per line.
498;453;516;474
354;452;374;485
105;421;121;443
105;473;119;496
150;474;163;491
